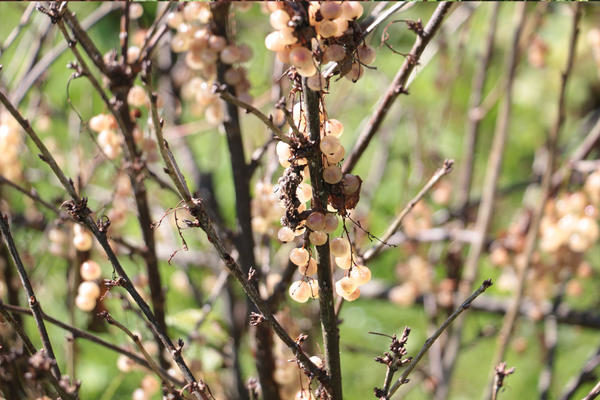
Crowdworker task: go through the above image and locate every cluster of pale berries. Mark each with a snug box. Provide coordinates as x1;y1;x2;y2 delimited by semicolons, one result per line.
75;258;103;312
131;375;160;400
168;3;253;125
265;1;376;86
539;171;600;254
0;112;23;181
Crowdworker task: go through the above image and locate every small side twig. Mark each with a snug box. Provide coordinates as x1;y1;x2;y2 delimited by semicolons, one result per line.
388;279;493;397
491;362;515;400
363;159;453;261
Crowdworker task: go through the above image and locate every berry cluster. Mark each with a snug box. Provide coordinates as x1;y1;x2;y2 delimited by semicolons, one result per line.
75;260;102;312
265;1;375;85
168;3;253;125
131;375;160;400
0;112;23;181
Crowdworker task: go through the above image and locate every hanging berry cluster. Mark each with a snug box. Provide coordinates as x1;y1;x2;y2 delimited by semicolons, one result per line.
75;259;103;312
168;3;253;125
262;2;377;304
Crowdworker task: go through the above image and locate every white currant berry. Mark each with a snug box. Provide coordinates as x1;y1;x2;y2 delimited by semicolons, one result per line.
335;255;352;269
289;47;313;69
320;2;343;20
220;45;241;64
129;3;144;19
307;278;319;299
289;280;311;303
309;231;328;246
290;248;310;266
78;281;101;299
335;276;358;297
341;2;363;20
307;73;327;92
323;165;342;184
325;119;344;137
265;31;286;52
270;9;290;30
132;388;148;400
278;227;295;242
141;375;160;395
357;45;376;64
208;35;227;51
342;174;360;195
322;44;346;63
73;231;93;252
343;287;360;301
345;62;363;81
306;212;326;231
316;20;338;38
75;295;96;312
297;183;313;203
320;136;341;156
323;213;339;233
80;260;102;281
299;258;318;276
350;265;371;285
330;237;350;257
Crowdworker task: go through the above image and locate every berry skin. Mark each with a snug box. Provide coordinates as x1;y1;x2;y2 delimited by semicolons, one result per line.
289;280;311;303
335;276;357;296
343;287;360;301
73;231;93;252
78;281;101;299
80;260;102;281
335;255;352;270
342;174;360;195
330;237;350;257
357;45;376;64
350;265;371;285
277;227;295;242
306;212;326;231
299;258;318;276
320;136;341;156
320;2;343;20
75;295;96;312
290;248;310;266
270;9;290;30
309;231;328;246
323;165;342;184
323;213;339;233
324;119;344;137
289;47;313;69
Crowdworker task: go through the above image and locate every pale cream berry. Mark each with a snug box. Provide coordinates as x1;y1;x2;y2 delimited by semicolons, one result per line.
129;3;144;19
48;228;67;244
290;248;310;266
306;212;326;231
585;171;600;204
127;46;141;64
326;146;345;164
577;216;599;241
238;43;253;62
322;44;346;63
316;20;338;38
270;9;290;30
117;354;134;372
323;213;339;233
342;174;360;195
73;231;93;252
320;136;341;156
289;47;313;69
205;102;225;125
335;255;352;270
132;388;148;400
278;227;295;242
568;232;589;252
333;18;349;36
276;141;292;167
323;165;342;184
89;114;110;132
279;27;298;45
350;265;371;285
208;35;227;51
276;48;291;63
325;119;344;137
141;375;160;395
80;260;102;281
265;31;286;52
307;278;319;299
309;231;328;246
335;277;358;297
128;86;148;108
220;45;241;64
252;216;268;234
357;45;376;64
289;280;311;303
299;258;318;276
343;287;360;301
330;237;350;257
320;2;343;19
75;295;96;312
166;12;183;29
171;33;190;53
341;1;363;20
296;63;317;77
297;183;313;203
78;281;101;299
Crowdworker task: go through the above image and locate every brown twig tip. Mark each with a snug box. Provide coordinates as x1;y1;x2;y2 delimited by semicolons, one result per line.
483;278;493;289
492;362;515;400
443;159;454;172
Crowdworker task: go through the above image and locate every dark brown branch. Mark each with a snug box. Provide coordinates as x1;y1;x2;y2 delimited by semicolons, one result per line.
0;175;61;215
342;3;453;174
0;215;63;382
559;346;600;400
303;78;343;400
0;302;185;387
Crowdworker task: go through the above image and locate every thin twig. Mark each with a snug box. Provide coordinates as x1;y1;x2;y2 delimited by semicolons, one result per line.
442;3;528;385
559;347;600;400
388;279;493;397
0;3;36;56
0;300;36;355
584;381;600;400
342;2;453;174
0;302;185;387
363;159;453;261
0;216;63;382
486;7;581;398
0;175;61;214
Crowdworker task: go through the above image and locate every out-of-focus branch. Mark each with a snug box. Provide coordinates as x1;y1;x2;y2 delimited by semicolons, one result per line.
442;3;528;386
486;8;581;398
559;346;600;400
0;175;61;215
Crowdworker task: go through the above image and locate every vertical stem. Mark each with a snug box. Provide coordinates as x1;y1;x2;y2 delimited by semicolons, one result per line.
303;79;343;400
210;3;279;399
